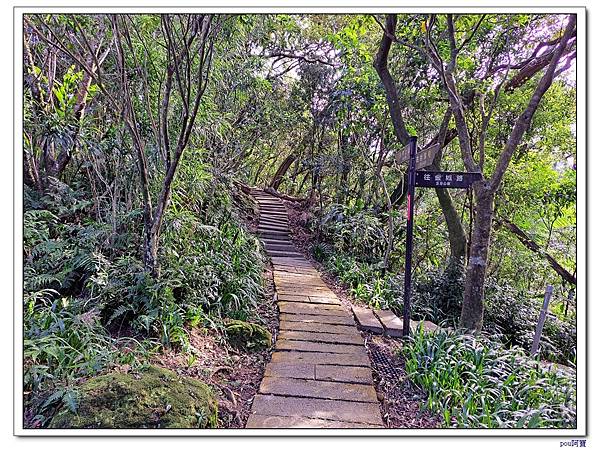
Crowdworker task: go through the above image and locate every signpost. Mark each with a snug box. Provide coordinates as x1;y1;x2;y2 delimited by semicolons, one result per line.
400;137;483;337
401;137;417;337
396;143;440;170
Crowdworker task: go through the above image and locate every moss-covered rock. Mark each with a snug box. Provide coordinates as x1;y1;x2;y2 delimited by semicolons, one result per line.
49;366;218;429
225;319;272;351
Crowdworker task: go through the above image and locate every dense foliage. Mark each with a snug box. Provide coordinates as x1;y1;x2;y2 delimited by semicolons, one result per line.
22;12;577;429
403;328;575;428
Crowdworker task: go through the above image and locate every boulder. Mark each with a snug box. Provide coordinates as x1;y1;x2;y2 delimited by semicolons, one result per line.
50;366;218;428
225;319;272;351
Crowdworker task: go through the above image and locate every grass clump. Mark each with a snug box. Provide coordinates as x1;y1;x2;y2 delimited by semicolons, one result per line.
402;328;576;428
49;366;218;429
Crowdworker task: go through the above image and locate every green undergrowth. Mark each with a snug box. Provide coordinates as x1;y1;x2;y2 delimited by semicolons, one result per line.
49;366;218;429
311;204;575;366
24;171;268;427
402;328;576;428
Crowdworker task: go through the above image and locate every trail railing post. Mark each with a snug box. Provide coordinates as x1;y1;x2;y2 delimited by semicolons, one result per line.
402;136;417;337
531;284;553;356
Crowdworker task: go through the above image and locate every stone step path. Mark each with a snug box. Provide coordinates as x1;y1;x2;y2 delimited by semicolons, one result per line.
246;190;384;429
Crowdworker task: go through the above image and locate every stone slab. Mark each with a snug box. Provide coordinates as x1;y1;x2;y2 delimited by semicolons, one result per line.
309;296;341;304
260;214;288;220
246;414;378;428
411;319;439;333
276;294;312;303
277;289;336;299
278;320;357;335
278;302;346;317
271;350;370;367
260;223;290;231
264;362;315;380
250;394;383;426
279;330;363;345
258;219;287;224
260;215;289;221
280;313;355;326
265;244;297;252
280;300;343;310
260;232;292;240
279;282;332;288
351;306;384;334
273;274;324;283
268;251;305;258
256;200;283;205
259;211;288;216
276;284;333;293
274;267;318;276
306;296;340;305
259;203;286;208
315;365;373;385
263;238;294;245
271;257;313;267
277;293;340;305
275;339;365;355
258;225;290;233
259;377;378;403
373;309;403;337
276;287;334;297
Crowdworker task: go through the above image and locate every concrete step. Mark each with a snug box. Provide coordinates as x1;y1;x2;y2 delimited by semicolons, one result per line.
351;306;384;334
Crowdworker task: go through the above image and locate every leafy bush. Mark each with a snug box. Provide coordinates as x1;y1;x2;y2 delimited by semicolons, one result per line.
317;252;398;309
412;260;465;324
403;328;576;428
23;174;268;426
23;290;157;427
411;264;576;365
484;283;576;365
318;204;386;262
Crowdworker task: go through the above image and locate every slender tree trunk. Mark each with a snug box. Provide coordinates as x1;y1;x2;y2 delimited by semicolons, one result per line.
435;186;467;261
431;107;466;262
270;153;297;191
499;217;576;285
460;186;493;330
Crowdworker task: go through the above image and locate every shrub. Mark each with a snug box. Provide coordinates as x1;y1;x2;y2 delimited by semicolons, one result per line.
318;204;386;262
484;283;576;365
412;260;465;324
403;328;576;428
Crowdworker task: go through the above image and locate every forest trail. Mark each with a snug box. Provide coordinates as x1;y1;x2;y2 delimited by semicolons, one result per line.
246;190;384;428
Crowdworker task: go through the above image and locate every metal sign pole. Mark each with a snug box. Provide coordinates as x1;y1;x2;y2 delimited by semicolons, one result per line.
402;136;417;337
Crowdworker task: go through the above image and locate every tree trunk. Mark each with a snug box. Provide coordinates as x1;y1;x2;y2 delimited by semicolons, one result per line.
498;217;576;285
435;186;466;261
270;153;296;191
144;227;160;278
460;187;494;331
431;108;466;262
428;14;576;332
373;14;411;145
